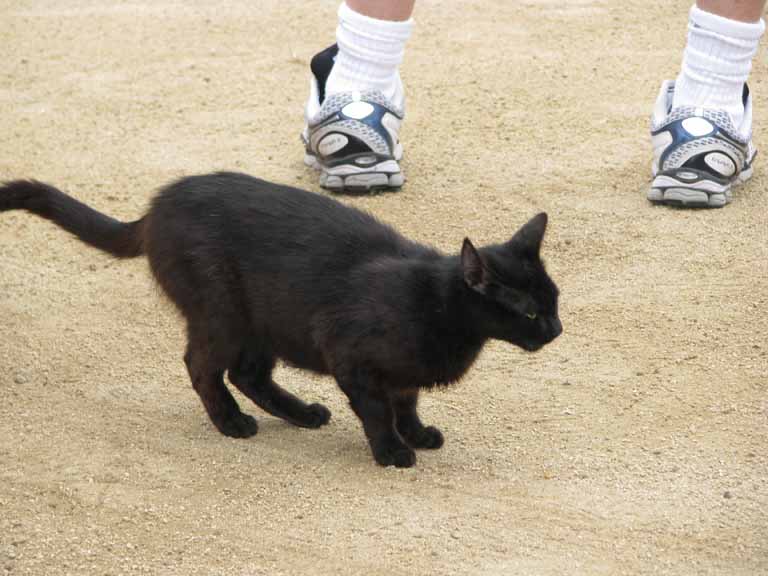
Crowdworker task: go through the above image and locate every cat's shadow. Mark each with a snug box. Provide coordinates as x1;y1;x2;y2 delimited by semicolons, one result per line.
233;415;386;468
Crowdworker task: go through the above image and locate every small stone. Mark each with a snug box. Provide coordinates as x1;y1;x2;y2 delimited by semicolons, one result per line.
723;491;733;499
13;375;26;384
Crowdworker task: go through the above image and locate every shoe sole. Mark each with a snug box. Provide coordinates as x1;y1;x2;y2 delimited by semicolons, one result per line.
304;152;404;193
648;165;752;208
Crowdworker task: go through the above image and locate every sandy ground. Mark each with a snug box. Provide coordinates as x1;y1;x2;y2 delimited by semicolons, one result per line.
1;1;767;574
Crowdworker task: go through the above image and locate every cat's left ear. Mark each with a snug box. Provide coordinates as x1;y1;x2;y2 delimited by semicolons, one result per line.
461;238;488;294
508;212;548;257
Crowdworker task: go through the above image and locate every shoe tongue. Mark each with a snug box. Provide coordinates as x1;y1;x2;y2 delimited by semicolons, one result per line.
310;44;338;105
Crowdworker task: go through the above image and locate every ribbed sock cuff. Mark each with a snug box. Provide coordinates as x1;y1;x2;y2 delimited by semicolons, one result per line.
326;1;413;101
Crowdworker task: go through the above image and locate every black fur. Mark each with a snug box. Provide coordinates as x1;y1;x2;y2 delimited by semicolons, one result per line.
0;172;562;467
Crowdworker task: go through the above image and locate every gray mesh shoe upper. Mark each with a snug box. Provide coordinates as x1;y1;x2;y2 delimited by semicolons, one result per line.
305;89;404;166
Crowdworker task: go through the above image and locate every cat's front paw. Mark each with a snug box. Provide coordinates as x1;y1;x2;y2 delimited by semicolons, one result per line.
373;443;416;468
407;425;444;450
216;412;259;438
302;403;331;428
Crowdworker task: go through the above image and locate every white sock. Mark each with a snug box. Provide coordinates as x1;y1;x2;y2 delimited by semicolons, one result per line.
673;4;765;128
325;1;413;104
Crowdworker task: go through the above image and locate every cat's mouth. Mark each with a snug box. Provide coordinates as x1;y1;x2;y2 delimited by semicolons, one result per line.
520;341;545;352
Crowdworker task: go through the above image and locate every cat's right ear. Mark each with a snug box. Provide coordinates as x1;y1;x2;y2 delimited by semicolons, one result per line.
461;238;487;294
508;212;548;258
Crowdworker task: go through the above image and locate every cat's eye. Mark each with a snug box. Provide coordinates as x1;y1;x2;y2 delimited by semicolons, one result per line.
526;312;537;320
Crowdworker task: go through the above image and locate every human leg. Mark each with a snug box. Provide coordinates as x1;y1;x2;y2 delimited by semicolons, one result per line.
697;0;767;23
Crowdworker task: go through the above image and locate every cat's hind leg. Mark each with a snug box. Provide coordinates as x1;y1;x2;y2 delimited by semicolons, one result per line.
184;334;258;438
392;389;444;450
228;348;331;429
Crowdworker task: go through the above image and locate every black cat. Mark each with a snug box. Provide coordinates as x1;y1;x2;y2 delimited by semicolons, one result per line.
0;172;562;467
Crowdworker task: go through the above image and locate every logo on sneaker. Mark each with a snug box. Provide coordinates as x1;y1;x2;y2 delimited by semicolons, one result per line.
703;152;736;177
318;133;349;157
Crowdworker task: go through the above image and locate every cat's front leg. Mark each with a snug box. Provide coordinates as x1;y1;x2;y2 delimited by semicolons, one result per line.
334;368;416;468
392;389;444;450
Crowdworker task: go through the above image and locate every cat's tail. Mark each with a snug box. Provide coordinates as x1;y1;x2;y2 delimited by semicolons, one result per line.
0;179;145;258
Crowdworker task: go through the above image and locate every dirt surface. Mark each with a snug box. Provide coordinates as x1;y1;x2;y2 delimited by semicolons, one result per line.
1;1;766;574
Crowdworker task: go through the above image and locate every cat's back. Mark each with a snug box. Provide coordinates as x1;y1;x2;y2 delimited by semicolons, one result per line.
148;171;433;262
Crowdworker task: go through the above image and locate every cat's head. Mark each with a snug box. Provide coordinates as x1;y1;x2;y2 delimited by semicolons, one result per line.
461;213;562;351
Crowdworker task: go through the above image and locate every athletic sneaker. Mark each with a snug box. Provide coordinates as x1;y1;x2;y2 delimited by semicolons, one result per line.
649;80;756;208
302;44;405;193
